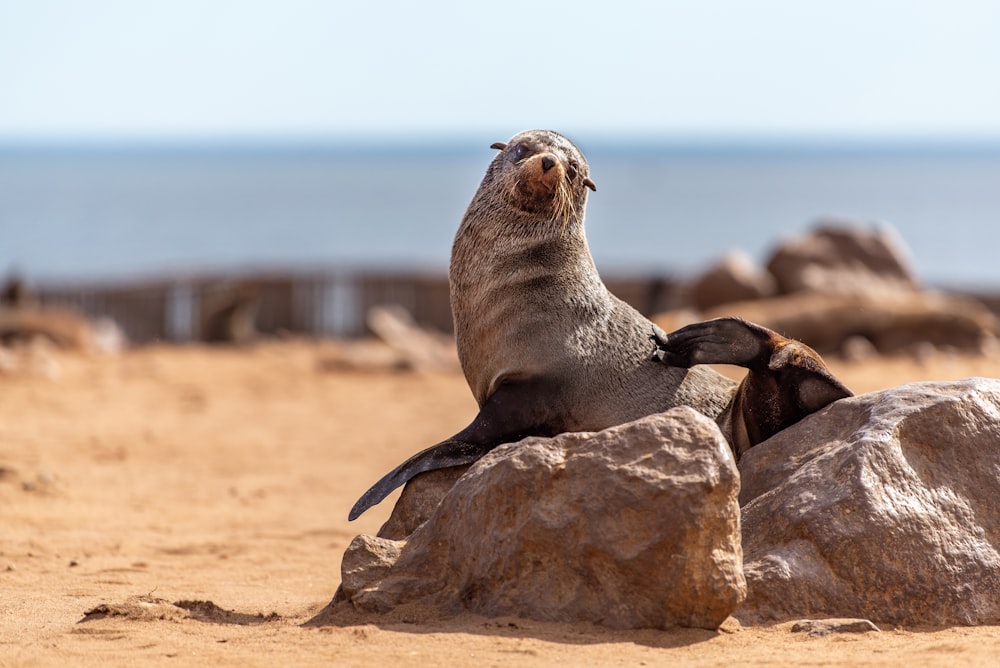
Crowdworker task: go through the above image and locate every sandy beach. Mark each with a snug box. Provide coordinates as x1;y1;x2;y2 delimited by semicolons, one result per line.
3;339;1000;666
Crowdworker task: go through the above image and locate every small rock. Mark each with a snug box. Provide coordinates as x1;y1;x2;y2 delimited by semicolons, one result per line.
791;618;881;637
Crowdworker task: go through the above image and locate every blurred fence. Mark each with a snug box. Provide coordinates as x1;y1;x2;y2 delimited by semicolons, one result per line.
33;271;684;344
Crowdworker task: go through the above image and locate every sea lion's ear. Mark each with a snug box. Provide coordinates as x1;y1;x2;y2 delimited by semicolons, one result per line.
490;142;508;151
583;177;597;192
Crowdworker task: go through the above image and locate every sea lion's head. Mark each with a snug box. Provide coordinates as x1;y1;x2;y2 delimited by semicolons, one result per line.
483;130;597;227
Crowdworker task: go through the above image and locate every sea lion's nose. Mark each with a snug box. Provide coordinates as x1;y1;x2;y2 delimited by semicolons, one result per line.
540;155;556;172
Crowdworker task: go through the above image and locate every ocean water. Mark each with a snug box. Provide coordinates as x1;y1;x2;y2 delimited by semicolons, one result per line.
2;143;999;287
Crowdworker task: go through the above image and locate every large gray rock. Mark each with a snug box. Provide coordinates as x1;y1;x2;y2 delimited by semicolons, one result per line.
765;221;919;296
738;378;1000;626
337;408;746;630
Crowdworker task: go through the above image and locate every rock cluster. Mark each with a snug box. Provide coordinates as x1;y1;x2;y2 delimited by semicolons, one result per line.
765;222;919;296
333;378;1000;630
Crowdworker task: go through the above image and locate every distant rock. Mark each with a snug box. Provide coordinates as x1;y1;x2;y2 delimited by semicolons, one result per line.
765;221;919;296
334;408;746;630
653;221;998;357
365;304;460;372
687;250;777;310
737;378;1000;626
317;305;460;374
0;305;120;353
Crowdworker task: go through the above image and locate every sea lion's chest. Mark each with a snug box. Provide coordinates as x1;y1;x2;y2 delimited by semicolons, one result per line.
450;238;610;406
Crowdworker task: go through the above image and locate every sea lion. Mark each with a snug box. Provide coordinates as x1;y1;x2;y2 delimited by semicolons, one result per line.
2;275;36;308
349;129;851;520
201;280;260;345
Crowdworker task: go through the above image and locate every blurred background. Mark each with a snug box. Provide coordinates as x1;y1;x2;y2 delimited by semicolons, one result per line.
2;0;999;343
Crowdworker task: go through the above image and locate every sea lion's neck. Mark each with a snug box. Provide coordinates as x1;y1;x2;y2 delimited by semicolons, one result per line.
449;214;611;405
450;214;606;306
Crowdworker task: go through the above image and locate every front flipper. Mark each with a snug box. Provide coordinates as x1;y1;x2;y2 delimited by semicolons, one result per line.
651;317;853;457
651;317;773;369
348;377;568;521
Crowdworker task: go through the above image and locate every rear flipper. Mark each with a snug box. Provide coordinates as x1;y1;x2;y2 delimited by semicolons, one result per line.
652;317;852;458
348;438;488;521
348;377;568;520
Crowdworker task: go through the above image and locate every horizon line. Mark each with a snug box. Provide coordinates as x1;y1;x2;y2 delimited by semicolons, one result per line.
3;133;1000;158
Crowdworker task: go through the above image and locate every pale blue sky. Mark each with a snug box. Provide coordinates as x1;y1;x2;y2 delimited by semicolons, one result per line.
1;0;999;141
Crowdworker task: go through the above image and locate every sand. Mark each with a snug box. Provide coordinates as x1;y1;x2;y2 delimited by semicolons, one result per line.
3;339;1000;666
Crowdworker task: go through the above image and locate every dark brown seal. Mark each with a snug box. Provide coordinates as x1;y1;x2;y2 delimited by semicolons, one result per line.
349;130;851;520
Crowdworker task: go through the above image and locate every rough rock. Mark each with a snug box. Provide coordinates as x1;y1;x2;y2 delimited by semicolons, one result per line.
737;378;1000;626
765;221;919;296
376;465;470;540
687;250;777;310
337;408;746;630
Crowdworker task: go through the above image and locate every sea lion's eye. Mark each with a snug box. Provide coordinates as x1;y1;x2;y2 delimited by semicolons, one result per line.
510;144;530;161
568;161;580;179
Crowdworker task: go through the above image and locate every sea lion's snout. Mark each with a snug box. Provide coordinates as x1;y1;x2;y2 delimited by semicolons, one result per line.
525;152;562;177
509;153;566;212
